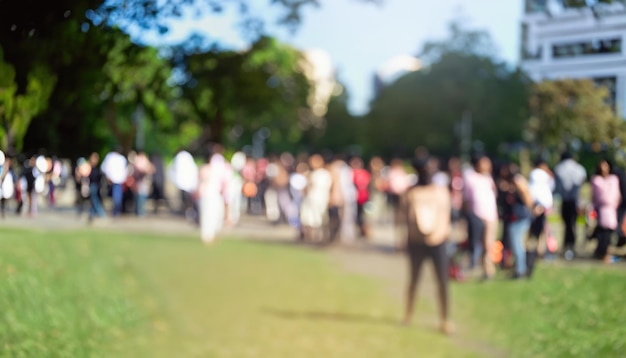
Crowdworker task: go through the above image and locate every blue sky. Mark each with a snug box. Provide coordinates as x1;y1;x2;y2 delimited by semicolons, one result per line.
133;0;524;115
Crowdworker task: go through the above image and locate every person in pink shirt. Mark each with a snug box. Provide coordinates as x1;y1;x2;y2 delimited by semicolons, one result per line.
591;159;621;262
463;154;499;279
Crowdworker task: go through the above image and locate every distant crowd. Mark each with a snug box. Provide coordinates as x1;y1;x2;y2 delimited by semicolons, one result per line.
0;146;623;269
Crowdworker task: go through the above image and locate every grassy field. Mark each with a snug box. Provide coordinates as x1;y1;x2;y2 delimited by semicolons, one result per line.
1;227;625;357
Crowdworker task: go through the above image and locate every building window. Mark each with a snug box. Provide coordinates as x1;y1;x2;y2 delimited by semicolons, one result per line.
526;0;548;13
552;38;622;58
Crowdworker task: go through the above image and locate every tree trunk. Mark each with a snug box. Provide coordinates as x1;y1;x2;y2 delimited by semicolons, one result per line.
209;105;224;145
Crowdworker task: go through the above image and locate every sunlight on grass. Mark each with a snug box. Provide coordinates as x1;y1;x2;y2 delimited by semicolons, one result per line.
2;226;624;357
455;264;626;357
0;228;467;358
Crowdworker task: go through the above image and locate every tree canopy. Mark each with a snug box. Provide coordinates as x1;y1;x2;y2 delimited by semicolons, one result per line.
365;24;531;159
527;78;625;151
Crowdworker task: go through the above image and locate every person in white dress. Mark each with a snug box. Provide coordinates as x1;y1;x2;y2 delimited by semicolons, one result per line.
199;146;231;243
227;151;246;226
300;154;332;241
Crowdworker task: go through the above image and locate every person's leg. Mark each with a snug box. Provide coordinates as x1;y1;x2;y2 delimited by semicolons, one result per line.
467;212;483;270
1;198;6;218
509;218;531;277
112;184;123;217
617;206;626;247
526;213;545;277
562;200;577;249
356;203;365;237
136;194;146;217
328;206;341;242
30;192;37;217
482;220;498;278
594;227;611;260
404;244;426;325
431;242;451;332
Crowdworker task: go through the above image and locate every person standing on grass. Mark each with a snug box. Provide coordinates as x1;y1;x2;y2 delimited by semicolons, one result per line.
0;153;17;218
300;154;332;242
387;158;410;250
526;158;555;277
171;149;199;222
351;156;371;239
88;152;106;221
101;147;128;218
591;159;621;263
554;152;587;259
22;155;40;218
500;163;535;279
401;155;453;335
132;151;155;217
610;161;626;248
463;153;498;279
75;157;92;217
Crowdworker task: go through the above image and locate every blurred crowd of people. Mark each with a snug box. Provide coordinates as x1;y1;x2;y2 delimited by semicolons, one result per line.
1;145;623;268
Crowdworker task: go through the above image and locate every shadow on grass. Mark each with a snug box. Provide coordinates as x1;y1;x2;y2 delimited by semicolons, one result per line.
262;307;402;327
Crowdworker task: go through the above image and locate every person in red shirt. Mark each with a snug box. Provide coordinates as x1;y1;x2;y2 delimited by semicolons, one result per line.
351;156;371;238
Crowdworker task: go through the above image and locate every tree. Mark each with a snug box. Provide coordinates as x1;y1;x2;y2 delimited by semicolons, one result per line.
0;47;56;152
23;27;175;157
4;0;375;157
527;79;625;151
98;28;176;153
178;36;311;152
365;24;530;158
306;83;365;154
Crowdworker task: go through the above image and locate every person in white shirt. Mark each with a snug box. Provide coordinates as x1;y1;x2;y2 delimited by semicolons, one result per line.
170;149;199;222
101;147;128;217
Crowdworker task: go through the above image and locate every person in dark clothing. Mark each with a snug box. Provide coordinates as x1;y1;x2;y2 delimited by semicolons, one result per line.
401;155;453;335
22;156;39;217
554;152;587;259
88;152;106;220
150;153;170;214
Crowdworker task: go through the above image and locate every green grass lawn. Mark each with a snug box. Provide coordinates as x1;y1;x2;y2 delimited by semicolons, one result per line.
0;228;466;358
1;227;625;357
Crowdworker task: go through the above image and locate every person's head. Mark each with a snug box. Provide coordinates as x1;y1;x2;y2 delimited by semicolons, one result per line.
506;162;521;181
448;157;461;172
296;161;309;174
350;156;364;170
561;151;573;162
596;159;611;177
369;156;384;172
89;152;100;166
391;158;404;169
472;153;491;174
412;156;439;186
309;154;325;170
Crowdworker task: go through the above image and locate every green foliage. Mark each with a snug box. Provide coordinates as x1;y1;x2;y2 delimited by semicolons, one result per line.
180;36;311;151
99;28;176;152
366;25;530;158
0;47;56;151
527;79;624;150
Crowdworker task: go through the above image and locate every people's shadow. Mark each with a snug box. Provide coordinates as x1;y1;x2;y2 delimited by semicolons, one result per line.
263;307;402;327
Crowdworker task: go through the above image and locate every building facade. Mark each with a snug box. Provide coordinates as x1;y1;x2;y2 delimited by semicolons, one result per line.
521;0;626;117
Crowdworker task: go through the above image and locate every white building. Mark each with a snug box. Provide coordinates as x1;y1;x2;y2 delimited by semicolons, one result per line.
521;0;626;117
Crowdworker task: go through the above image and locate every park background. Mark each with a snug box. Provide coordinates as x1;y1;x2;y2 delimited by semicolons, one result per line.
2;0;626;357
